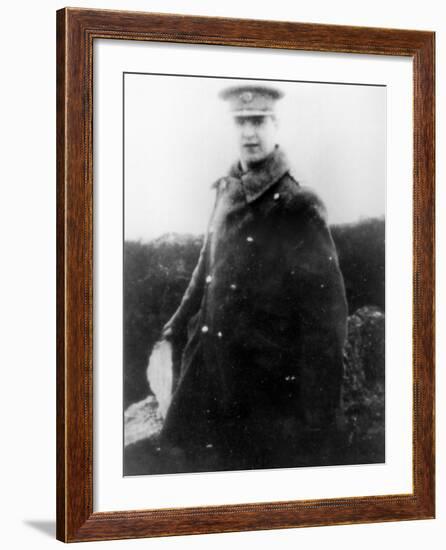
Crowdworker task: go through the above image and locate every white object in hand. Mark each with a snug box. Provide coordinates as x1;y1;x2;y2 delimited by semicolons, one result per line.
146;339;173;419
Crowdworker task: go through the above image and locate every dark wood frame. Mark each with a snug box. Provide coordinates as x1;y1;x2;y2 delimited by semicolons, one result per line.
56;7;435;542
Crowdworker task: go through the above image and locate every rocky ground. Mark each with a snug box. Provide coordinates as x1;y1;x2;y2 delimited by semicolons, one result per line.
124;305;385;475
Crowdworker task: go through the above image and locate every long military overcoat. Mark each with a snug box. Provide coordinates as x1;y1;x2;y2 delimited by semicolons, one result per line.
160;147;348;468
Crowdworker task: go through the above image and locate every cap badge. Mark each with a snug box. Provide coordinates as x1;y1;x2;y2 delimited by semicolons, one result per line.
241;91;253;103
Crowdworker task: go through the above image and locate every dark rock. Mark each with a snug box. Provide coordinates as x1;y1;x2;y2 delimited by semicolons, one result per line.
341;305;385;463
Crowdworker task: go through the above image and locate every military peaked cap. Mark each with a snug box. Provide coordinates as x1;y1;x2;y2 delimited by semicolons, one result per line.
219;84;284;117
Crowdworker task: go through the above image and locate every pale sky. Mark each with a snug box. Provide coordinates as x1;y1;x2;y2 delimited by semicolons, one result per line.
124;73;385;242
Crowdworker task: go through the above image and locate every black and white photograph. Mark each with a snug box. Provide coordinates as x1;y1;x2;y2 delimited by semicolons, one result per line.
1;0;441;545
123;73;386;476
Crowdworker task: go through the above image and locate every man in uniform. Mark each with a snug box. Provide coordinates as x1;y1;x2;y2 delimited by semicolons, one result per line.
159;84;348;472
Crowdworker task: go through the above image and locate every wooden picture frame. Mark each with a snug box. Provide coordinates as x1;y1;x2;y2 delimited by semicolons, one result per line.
56;7;435;542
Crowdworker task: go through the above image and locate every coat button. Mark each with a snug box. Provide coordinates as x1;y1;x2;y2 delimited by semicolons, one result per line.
230;284;237;290
206;275;213;283
274;193;280;200
201;325;209;333
217;331;223;338
246;236;254;242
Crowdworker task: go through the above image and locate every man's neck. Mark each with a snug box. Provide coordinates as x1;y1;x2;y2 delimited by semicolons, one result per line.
240;159;249;173
240;146;278;173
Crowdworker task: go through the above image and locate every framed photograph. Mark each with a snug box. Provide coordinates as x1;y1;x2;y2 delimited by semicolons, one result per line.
56;8;435;542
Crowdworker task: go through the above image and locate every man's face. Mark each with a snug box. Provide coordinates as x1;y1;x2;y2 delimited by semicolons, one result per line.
233;115;278;167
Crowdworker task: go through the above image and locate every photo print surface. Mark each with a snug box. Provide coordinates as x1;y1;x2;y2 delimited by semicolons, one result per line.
123;73;386;476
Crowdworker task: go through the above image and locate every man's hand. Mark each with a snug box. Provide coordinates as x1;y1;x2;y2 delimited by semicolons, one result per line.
161;319;175;341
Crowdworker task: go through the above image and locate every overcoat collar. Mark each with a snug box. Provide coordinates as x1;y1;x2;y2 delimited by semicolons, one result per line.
228;146;290;203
